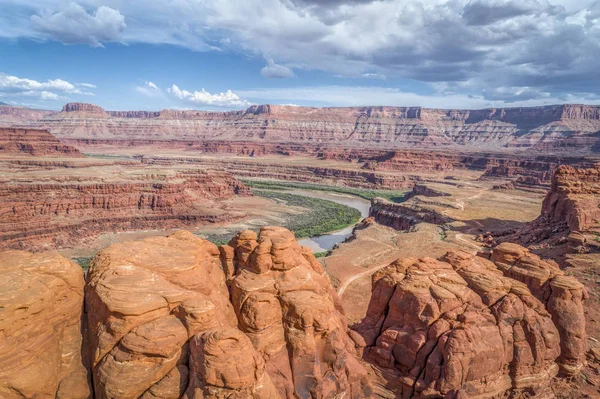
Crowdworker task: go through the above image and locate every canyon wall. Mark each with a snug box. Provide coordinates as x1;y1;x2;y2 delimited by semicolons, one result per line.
0;127;83;157
9;102;600;154
0;168;251;251
369;197;453;230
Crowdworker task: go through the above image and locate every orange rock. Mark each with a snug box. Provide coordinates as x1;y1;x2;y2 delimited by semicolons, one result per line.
228;226;373;399
86;231;237;398
0;250;90;398
357;253;563;398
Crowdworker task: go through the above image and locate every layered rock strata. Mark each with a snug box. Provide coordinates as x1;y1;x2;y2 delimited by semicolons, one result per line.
0;251;90;398
369;197;453;231
355;243;586;398
0;127;83;157
18;103;600;153
0;169;251;251
497;164;600;246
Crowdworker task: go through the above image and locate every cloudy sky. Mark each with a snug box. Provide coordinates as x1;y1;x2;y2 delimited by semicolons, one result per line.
0;0;599;110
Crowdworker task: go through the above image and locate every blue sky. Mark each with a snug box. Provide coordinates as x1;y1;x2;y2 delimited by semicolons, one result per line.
1;0;599;111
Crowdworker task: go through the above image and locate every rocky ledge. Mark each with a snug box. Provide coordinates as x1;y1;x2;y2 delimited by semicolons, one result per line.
0;127;83;157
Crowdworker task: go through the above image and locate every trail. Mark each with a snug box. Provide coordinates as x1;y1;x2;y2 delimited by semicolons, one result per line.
337;262;390;297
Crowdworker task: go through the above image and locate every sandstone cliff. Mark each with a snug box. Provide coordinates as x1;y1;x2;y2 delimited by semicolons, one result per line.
0;127;83;157
85;227;372;398
12;103;600;154
496;164;600;247
0;251;90;398
0;168;251;251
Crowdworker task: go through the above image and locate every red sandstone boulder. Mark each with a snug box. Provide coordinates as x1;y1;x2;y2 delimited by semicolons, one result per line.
224;226;373;398
355;249;583;398
0;251;90;398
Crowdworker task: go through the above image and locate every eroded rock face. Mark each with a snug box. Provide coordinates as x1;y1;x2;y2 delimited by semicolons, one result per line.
184;328;280;398
0;251;90;398
224;226;373;399
541;164;600;232
491;243;588;375
86;231;238;399
356;246;586;398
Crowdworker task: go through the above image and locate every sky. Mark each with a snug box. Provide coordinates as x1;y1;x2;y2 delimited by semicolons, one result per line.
0;0;599;111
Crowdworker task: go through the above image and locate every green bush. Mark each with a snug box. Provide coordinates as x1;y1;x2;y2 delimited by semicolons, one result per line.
241;179;407;203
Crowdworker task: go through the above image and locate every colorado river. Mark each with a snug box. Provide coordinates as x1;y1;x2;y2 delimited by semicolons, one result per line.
282;189;371;253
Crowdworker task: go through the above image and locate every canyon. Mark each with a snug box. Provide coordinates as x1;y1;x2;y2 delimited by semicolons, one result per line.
1;102;599;398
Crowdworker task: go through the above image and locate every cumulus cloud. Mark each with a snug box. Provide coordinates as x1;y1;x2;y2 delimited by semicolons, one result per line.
168;84;251;108
31;3;126;46
3;0;600;103
0;73;95;102
261;59;296;78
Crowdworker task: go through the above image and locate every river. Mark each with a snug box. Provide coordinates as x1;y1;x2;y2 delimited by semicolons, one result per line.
282;189;371;253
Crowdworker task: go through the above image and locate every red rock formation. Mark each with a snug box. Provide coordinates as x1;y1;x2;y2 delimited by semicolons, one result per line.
0;251;90;398
223;226;373;398
85;227;371;398
489;243;588;375
62;102;107;114
369;197;453;230
355;255;561;398
86;231;239;398
0;127;83;157
0;169;251;251
355;245;586;397
496;164;600;246
541;164;600;232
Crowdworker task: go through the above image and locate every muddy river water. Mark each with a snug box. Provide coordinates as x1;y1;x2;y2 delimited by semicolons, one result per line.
284;189;371;253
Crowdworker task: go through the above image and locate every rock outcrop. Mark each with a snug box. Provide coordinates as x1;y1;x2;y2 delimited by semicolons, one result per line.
496;164;600;247
370;197;453;231
541;164;600;232
86;227;372;398
223;226;372;398
489;243;588;375
0;251;90;398
355;244;586;398
86;231;239;398
0;127;83;157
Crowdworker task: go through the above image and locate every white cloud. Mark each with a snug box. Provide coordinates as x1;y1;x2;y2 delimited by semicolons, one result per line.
0;73;95;102
136;81;163;97
261;59;296;78
362;73;387;80
167;84;252;108
31;3;126;46
78;82;97;88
